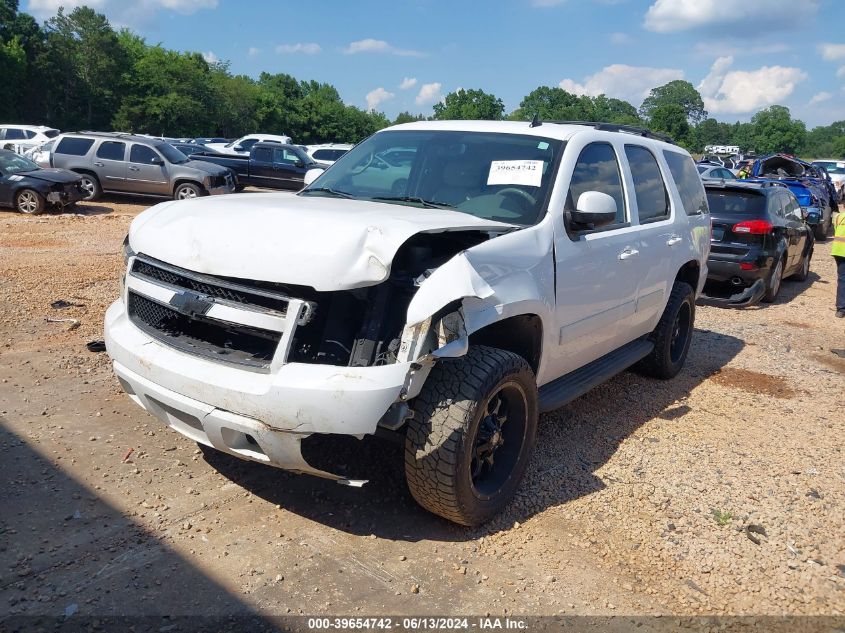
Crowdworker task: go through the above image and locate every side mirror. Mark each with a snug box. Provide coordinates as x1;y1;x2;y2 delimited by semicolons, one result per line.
571;191;617;228
303;168;323;187
151;157;164;166
233;145;244;152
295;159;304;168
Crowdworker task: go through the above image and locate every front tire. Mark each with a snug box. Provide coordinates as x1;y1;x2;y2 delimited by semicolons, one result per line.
15;189;45;215
404;346;538;526
174;183;203;200
635;281;695;379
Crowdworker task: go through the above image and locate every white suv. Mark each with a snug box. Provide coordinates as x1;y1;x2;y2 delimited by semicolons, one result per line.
0;125;60;154
304;143;353;166
203;134;293;156
105;120;710;525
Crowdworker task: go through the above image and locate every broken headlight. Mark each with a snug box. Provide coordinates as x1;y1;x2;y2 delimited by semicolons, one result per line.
122;234;136;264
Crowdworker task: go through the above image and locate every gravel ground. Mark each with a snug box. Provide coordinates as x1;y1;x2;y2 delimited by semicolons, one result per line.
0;196;843;621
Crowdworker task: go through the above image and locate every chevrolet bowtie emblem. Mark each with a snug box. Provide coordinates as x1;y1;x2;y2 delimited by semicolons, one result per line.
169;290;213;317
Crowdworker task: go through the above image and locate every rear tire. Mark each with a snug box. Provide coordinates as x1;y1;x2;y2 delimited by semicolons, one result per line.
813;217;829;241
790;248;812;282
762;255;784;303
78;173;101;201
635;281;695;379
404;346;538;526
15;189;45;215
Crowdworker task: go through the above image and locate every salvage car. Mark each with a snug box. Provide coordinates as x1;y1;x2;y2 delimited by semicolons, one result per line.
192;142;323;191
812;160;845;199
0;149;83;214
105;120;710;525
751;154;834;239
699;181;812;307
51;132;234;201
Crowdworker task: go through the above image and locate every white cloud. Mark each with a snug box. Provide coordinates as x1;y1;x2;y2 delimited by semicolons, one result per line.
697;56;807;114
694;41;790;58
415;82;443;106
837;66;845;79
248;47;260;57
645;0;819;33
530;0;566;6
610;32;633;45
559;64;683;105
344;39;425;58
809;92;832;106
275;43;321;55
202;51;219;64
26;0;216;21
366;87;395;110
399;77;418;90
819;43;845;61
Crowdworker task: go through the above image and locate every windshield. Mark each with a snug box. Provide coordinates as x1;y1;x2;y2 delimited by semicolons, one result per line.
301;130;564;225
0;152;39;174
157;143;188;164
814;161;845;175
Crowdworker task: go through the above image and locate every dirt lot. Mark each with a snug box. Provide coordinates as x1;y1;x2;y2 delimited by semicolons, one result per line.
1;197;843;624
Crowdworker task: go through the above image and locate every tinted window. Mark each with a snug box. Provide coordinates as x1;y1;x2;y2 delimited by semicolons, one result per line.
705;189;766;216
156;143;187;164
769;192;785;218
130;145;159;164
625;145;669;223
784;192;801;218
55;137;95;156
697;165;707;174
96;141;125;161
664;150;708;216
24;130;36;139
4;128;26;140
566;142;626;229
44;130;60;138
253;147;272;163
239;139;258;151
313;149;347;161
273;148;300;164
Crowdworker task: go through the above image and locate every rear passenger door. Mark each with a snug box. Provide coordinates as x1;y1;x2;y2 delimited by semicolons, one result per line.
622;144;674;333
93;141;127;191
126;144;169;196
552;141;642;374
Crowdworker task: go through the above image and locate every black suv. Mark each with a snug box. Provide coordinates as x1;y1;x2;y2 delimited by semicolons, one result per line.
700;181;813;307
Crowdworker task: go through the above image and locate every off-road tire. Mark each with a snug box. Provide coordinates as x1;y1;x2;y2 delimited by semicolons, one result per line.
404;346;538;526
790;247;812;282
15;189;45;214
634;281;695;380
78;173;101;201
762;255;785;303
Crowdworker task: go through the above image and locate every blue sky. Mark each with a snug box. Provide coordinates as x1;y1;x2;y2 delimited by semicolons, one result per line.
23;0;845;127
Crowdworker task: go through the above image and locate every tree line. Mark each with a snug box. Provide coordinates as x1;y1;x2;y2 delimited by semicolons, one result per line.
2;1;843;156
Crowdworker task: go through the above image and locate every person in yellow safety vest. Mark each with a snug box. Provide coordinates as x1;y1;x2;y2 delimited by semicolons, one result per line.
833;211;845;318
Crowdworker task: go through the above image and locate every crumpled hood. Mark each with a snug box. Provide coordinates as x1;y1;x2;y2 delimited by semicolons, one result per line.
129;193;515;291
182;159;230;176
22;168;80;185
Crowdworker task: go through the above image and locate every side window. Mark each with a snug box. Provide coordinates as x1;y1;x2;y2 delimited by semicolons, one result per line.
768;193;784;218
252;147;272;163
239;139;258;151
129;145;159;164
273;148;299;164
565;142;627;234
663;150;708;216
25;130;37;139
625;145;670;223
55;137;95;156
96;141;126;161
785;194;801;218
4;128;26;140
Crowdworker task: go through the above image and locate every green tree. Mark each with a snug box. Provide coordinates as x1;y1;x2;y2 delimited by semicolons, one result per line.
641;80;707;125
0;35;25;120
393;111;426;125
802;121;845;158
510;86;591;121
433;88;504;120
588;95;641;125
750;105;806;155
648;103;691;145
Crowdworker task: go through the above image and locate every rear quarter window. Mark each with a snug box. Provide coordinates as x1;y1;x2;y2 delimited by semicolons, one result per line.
664;150;708;216
55;137;95;156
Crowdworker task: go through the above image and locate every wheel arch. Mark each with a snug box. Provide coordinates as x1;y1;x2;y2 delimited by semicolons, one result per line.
468;314;543;375
172;178;206;196
674;259;702;295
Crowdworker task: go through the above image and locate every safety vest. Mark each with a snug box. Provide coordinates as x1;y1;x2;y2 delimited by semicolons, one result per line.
833;212;845;258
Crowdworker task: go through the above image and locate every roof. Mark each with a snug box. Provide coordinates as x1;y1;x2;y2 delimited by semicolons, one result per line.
0;124;58;131
703;180;787;195
64;131;163;144
385;119;681;149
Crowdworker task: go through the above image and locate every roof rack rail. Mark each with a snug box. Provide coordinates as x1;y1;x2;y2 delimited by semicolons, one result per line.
537;120;676;144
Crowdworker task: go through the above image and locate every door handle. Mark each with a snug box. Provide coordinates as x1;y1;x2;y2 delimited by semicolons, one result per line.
128;166;140;171
666;235;683;246
618;247;639;260
93;162;104;167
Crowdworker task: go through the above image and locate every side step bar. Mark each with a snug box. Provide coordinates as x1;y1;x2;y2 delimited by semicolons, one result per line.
538;338;654;413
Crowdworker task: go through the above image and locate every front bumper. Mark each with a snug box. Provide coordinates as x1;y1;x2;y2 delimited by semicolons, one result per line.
105;299;421;478
207;183;231;196
47;186;84;205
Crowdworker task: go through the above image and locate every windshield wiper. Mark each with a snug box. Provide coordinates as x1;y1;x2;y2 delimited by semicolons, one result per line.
370;196;454;209
301;187;355;199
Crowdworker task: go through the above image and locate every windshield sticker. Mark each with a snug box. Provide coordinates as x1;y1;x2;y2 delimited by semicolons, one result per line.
487;160;543;187
537;142;549;150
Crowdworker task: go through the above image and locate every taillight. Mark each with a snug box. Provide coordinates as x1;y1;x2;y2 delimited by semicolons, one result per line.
732;220;773;234
739;262;759;271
